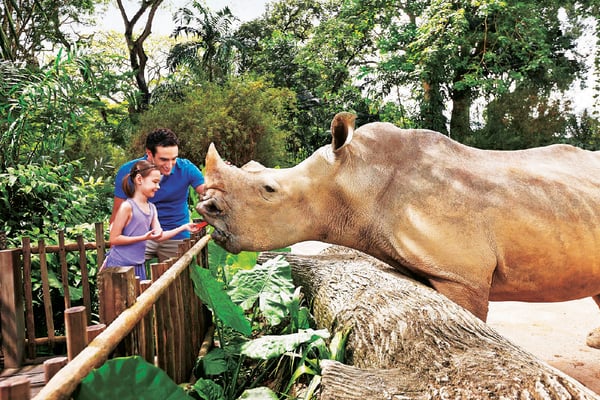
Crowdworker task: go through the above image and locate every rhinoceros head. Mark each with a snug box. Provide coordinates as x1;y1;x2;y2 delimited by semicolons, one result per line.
197;112;357;253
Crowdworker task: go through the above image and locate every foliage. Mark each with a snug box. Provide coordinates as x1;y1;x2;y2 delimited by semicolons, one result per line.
73;356;191;400
188;254;348;399
235;0;389;160
76;249;339;399
0;48;133;172
114;0;166;112
363;0;593;141
0;158;111;337
136;77;296;167
0;160;112;240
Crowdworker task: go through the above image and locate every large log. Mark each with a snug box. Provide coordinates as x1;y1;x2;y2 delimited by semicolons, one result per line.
258;248;600;399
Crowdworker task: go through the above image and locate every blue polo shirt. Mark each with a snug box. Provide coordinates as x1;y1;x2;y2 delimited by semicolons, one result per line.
114;156;204;240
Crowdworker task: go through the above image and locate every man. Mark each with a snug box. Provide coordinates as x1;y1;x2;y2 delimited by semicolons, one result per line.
110;128;205;262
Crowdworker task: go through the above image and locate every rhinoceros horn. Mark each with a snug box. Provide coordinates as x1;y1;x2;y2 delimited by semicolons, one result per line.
205;143;229;189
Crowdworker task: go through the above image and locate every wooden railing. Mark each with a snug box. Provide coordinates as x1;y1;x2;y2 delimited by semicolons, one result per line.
33;234;212;400
0;224;212;399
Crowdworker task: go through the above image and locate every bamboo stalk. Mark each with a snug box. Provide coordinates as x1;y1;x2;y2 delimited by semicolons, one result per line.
33;234;210;400
38;239;55;350
77;235;92;324
94;222;106;269
21;237;36;360
58;230;71;309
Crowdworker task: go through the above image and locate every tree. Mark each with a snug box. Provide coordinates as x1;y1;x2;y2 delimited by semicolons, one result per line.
237;0;388;160
259;249;599;399
364;0;594;141
116;0;164;112
0;0;97;66
168;3;242;84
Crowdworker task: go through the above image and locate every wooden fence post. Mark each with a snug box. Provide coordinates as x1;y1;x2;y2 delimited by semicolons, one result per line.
38;239;55;352
0;249;25;368
44;357;68;383
98;267;136;357
58;230;71;309
65;306;88;361
0;377;30;400
151;261;172;377
86;324;106;342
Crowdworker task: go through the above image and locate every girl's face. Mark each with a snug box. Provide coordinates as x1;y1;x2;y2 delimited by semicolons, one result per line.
139;169;162;198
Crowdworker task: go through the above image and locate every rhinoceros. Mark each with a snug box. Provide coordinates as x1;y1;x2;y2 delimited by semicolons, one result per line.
197;112;600;347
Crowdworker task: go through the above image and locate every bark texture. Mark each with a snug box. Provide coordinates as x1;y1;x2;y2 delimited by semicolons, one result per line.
258;247;599;400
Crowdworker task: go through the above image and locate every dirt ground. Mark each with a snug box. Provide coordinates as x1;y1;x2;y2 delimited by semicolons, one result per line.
289;241;600;395
488;300;600;395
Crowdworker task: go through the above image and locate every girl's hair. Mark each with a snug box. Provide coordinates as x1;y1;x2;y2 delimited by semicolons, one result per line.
122;160;159;198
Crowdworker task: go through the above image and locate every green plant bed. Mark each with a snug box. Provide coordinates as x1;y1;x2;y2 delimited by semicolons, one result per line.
76;253;348;400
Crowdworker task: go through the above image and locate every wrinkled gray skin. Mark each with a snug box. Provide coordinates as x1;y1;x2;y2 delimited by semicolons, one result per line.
198;112;600;334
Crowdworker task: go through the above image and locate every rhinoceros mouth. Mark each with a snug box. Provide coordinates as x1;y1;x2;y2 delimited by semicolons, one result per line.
210;227;230;243
210;227;242;254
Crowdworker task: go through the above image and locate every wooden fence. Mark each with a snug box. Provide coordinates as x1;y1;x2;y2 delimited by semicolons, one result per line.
0;222;108;367
0;224;212;399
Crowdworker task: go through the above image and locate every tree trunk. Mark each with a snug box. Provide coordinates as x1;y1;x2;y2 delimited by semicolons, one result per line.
258;247;599;400
450;81;472;142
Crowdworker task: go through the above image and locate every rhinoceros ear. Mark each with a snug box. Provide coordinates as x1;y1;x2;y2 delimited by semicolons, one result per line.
242;160;266;172
330;112;356;151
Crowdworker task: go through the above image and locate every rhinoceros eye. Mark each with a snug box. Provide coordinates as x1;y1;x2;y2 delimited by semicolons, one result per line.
264;185;276;193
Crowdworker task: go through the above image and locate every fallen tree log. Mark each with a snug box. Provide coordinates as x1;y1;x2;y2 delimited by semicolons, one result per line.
258;247;600;400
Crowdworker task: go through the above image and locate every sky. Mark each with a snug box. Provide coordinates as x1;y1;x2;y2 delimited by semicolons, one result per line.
97;0;270;34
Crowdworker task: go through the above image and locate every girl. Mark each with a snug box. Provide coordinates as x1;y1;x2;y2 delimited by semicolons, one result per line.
103;160;199;279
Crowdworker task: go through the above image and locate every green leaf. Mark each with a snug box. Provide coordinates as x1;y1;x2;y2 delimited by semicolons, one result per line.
240;329;330;360
193;378;226;400
228;255;295;325
201;348;228;376
68;285;83;301
190;266;252;336
329;327;351;363
73;356;190;400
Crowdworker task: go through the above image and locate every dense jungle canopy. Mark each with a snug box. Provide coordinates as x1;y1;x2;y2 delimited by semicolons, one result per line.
1;0;600;239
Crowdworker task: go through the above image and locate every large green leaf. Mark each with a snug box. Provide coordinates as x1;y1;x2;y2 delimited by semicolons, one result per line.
72;356;190;400
193;378;226;400
240;329;330;360
228;255;295;325
201;348;228;375
190;265;252;336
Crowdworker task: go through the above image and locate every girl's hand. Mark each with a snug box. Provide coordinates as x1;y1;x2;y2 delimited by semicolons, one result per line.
148;229;163;240
186;222;205;233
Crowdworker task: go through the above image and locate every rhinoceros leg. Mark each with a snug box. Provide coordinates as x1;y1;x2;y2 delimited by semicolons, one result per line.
586;294;600;349
429;279;490;321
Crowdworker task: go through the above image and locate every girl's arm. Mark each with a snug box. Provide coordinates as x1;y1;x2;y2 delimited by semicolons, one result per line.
109;202;155;245
156;222;201;242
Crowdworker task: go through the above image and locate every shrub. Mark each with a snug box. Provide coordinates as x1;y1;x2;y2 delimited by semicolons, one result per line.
134;77;296;168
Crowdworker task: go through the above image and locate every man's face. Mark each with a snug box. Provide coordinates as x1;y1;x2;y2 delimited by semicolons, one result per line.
147;145;178;176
